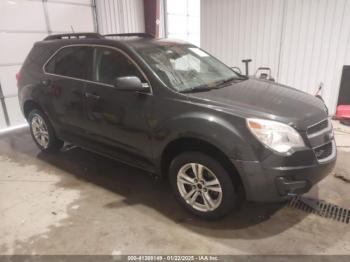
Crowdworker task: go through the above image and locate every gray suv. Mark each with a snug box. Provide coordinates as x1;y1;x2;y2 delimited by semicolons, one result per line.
17;33;336;219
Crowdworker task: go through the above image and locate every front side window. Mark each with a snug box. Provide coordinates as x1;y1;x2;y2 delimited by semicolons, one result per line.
45;46;93;80
93;47;146;85
136;44;243;92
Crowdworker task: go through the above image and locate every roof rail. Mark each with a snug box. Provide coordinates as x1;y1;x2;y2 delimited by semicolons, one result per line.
104;33;154;38
44;33;103;41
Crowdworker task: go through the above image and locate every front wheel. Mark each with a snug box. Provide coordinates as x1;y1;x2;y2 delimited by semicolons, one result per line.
169;152;238;219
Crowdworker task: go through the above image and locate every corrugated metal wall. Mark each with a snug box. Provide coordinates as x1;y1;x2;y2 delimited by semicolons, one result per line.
95;0;145;34
201;0;350;114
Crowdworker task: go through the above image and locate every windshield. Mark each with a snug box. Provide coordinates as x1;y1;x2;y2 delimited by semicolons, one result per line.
136;44;242;92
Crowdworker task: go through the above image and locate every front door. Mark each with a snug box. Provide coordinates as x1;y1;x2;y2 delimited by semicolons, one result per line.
82;46;155;170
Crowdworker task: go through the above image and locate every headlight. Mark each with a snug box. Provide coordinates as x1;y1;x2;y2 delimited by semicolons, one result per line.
247;118;305;155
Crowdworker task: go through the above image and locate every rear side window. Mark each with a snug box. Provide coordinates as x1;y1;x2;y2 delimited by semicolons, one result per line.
45;46;93;80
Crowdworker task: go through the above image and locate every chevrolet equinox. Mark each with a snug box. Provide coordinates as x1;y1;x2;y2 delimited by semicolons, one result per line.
18;33;336;218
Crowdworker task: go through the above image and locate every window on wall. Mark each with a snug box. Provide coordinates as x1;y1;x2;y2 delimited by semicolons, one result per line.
166;0;200;46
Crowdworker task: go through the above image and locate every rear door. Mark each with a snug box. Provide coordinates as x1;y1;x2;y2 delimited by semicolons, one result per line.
81;46;155;170
43;46;94;137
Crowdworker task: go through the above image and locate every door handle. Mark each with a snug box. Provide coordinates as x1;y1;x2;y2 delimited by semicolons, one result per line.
41;79;51;87
84;92;100;100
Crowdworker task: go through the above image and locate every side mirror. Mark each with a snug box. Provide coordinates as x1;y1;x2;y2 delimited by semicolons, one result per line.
113;76;149;92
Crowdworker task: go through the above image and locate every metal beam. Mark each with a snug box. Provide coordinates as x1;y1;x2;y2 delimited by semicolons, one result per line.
144;0;160;37
0;83;11;127
42;0;52;35
91;0;99;33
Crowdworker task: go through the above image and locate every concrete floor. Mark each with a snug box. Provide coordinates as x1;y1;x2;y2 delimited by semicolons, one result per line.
0;122;350;255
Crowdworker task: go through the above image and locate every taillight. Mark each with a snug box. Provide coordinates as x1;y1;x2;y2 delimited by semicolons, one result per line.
16;72;20;88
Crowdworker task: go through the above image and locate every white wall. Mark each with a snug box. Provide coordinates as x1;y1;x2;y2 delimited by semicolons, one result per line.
95;0;145;34
0;0;95;130
201;0;350;114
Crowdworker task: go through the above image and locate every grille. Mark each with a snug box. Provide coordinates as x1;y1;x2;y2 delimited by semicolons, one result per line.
289;197;350;224
307;119;328;135
314;142;333;160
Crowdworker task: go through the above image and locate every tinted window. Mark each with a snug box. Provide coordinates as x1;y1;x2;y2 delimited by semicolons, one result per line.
46;46;93;80
94;47;145;85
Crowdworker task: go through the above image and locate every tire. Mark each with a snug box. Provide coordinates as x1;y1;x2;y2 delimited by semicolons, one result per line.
340;120;350;126
28;109;63;152
169;152;238;219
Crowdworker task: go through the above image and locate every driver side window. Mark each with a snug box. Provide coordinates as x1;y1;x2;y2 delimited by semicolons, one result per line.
93;47;146;85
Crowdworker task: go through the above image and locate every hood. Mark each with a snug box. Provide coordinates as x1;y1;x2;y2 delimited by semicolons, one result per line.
187;79;328;130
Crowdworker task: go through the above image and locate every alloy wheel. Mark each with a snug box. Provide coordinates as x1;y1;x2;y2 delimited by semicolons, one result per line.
176;163;223;212
31;114;49;149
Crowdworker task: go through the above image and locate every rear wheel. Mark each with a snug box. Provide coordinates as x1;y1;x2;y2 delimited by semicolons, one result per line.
28;109;63;152
169;152;238;219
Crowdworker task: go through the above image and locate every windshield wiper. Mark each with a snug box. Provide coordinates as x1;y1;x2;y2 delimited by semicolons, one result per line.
216;77;235;86
179;84;218;93
216;76;248;87
179;75;249;93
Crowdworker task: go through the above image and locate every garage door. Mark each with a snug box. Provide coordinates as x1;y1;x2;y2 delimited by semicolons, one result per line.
0;0;95;131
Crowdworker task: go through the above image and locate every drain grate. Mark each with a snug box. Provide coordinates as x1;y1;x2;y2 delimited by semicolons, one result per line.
288;196;350;224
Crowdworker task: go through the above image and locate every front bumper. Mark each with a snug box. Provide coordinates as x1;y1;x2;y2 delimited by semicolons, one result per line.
233;141;337;202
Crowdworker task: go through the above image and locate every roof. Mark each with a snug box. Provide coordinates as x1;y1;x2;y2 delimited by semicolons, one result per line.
41;32;191;50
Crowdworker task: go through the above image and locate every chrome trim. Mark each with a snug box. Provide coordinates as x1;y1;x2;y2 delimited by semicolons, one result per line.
307;118;331;138
42;44;153;95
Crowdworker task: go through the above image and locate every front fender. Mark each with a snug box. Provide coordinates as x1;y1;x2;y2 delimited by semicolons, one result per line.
153;111;257;163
